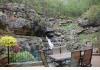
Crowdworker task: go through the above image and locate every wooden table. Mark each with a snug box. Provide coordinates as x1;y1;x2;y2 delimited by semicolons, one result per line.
48;53;71;66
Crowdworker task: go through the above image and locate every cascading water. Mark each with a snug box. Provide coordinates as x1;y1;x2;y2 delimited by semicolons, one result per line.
46;36;54;49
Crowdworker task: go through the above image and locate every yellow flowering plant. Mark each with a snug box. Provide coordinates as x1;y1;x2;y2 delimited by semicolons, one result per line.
0;36;17;64
0;36;17;47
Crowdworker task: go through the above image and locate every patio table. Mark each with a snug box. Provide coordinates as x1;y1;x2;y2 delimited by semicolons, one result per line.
48;52;71;66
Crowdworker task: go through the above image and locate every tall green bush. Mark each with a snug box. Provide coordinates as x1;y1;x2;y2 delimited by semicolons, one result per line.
10;51;34;62
82;5;100;25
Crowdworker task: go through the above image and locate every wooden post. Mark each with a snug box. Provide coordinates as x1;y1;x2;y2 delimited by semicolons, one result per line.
60;47;61;54
8;47;9;64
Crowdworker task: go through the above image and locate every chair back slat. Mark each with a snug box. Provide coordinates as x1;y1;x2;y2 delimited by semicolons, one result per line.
81;49;92;66
40;50;48;67
71;51;81;66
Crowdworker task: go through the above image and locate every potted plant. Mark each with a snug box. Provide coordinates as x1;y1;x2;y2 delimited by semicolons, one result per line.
0;36;17;65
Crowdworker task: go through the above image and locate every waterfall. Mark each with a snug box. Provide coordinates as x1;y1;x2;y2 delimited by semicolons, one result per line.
46;36;54;49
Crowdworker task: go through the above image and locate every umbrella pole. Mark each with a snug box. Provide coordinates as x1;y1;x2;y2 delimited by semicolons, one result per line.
60;47;61;54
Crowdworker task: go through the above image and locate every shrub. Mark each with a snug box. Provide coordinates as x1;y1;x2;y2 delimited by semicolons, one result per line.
62;23;83;32
82;5;100;26
0;36;17;47
10;51;34;62
79;33;98;45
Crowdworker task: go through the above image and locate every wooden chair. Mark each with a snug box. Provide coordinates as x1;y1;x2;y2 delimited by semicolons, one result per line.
81;49;93;67
39;50;49;67
39;47;61;67
71;51;81;66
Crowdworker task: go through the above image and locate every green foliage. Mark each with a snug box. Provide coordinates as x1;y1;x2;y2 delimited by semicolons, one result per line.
62;23;98;47
0;36;17;47
62;23;82;32
10;51;34;62
79;32;98;45
82;5;100;24
0;0;99;17
32;0;100;17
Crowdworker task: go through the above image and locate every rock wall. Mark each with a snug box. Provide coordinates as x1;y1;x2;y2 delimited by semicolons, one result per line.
0;3;48;36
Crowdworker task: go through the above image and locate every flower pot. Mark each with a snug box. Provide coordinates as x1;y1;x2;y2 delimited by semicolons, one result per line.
0;57;8;66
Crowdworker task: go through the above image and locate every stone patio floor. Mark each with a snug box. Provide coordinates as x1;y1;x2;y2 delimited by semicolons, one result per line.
91;55;100;67
37;55;100;67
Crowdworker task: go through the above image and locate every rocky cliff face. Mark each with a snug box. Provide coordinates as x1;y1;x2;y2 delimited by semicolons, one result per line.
0;3;48;36
0;3;99;51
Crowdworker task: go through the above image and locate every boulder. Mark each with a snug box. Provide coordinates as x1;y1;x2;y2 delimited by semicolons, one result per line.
0;11;8;30
8;18;31;29
0;12;7;24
